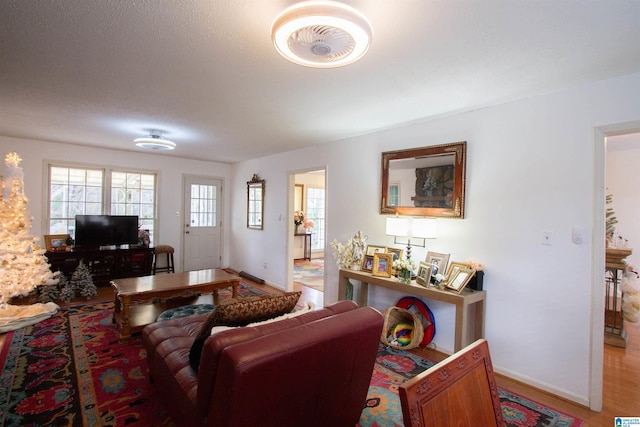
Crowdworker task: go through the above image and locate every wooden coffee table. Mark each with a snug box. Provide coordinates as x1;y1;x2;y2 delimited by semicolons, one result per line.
111;269;240;341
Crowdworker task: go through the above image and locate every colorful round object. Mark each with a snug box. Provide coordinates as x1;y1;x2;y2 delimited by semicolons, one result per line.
393;322;414;346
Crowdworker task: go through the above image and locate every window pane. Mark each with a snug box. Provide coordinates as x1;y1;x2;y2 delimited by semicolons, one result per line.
306;187;325;250
48;166;104;237
190;184;216;228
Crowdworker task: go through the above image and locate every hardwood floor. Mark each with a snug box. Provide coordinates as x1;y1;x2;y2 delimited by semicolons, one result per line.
3;273;638;426
414;321;640;425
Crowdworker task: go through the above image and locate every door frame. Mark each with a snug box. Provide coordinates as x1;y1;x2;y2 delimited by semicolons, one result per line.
287;167;327;304
590;120;640;411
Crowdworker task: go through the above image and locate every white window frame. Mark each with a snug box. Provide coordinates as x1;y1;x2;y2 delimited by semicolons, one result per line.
46;162;158;245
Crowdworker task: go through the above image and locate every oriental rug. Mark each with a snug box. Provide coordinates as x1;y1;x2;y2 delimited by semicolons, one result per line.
357;345;584;427
0;293;583;427
293;258;324;291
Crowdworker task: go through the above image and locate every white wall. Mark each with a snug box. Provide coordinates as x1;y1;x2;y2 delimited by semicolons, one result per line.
0;137;232;270
229;72;640;406
607;133;640;268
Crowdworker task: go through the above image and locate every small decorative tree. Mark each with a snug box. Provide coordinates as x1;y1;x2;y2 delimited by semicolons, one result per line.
59;277;76;303
38;273;62;303
72;260;97;299
606;193;618;238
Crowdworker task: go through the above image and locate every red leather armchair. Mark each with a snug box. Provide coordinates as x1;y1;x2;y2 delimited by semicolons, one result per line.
142;300;383;427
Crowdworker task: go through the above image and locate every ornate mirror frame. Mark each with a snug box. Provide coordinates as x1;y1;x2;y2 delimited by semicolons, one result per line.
381;141;466;218
247;174;265;230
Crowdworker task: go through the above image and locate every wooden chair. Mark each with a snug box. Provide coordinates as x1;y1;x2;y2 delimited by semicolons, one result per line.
399;339;505;427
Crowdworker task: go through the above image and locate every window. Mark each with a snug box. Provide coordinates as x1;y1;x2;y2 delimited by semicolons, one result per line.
388;182;400;206
306;187;325;250
48;166;104;236
190;184;217;227
111;171;156;239
47;164;157;245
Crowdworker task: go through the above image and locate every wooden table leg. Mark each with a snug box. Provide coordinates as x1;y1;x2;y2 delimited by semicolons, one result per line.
454;301;465;353
119;295;132;342
231;281;238;299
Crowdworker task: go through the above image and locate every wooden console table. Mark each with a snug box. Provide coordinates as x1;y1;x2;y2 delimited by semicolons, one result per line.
338;268;486;352
294;232;312;261
605;247;633;347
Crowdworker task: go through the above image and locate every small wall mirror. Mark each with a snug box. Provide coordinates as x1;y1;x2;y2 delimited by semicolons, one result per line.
247;174;265;230
381;141;467;218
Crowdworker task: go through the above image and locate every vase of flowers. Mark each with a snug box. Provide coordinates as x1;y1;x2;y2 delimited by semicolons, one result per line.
303;219;314;233
294;210;304;234
393;258;415;284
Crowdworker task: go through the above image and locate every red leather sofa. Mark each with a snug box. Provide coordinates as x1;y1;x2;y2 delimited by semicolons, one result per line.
142;300;383;427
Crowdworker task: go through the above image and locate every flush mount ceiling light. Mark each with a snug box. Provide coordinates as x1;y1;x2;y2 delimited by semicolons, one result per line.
271;1;372;68
134;130;176;150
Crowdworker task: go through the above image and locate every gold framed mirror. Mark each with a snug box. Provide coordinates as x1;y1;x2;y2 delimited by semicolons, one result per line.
247;174;265;230
381;141;466;218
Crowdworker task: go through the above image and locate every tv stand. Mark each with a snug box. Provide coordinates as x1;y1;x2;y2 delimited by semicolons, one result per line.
46;247;153;286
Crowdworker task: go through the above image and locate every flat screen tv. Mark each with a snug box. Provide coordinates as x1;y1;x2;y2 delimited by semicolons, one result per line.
75;215;139;248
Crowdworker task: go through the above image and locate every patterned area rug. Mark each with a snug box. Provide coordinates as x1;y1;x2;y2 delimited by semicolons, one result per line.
293;259;324;291
358;345;584;427
0;282;263;427
0;292;583;427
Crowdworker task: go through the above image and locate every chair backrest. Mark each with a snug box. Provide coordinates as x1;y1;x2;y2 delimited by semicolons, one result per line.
399;339;505;427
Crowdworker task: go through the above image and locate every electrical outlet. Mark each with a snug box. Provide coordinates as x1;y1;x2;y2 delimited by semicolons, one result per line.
263;262;268;269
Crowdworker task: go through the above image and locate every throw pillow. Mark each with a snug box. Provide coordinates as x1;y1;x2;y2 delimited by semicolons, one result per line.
188;291;302;371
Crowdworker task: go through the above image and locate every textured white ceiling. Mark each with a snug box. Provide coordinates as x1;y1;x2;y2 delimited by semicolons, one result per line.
1;0;640;163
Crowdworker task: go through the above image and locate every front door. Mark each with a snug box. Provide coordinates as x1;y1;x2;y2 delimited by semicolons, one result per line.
183;176;222;271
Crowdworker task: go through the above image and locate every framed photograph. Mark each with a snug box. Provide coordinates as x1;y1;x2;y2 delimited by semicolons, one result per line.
445;261;471;282
386;247;404;263
425;251;450;277
366;245;387;256
416;261;432;286
361;255;375;272
44;234;70;251
446;267;476;293
372;253;393;277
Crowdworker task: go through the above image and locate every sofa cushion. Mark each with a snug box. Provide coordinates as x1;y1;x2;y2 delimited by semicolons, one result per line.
188;291;301;371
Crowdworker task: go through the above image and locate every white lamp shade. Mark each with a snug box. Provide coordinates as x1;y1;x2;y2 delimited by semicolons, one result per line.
412;218;437;239
386;217;410;237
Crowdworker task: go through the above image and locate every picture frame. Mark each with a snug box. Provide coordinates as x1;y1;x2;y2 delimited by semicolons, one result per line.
366;245;387;256
386;247;404;274
416;261;432;286
386;247;404;263
425;251;450;277
372;253;393;277
445;261;471;282
446;267;476;293
44;234;70;251
361;255;375;272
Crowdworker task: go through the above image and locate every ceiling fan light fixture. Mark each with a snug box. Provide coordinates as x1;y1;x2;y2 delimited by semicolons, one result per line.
271;1;372;68
134;131;176;150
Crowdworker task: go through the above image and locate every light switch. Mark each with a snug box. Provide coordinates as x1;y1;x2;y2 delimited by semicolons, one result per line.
572;227;584;244
542;230;553;245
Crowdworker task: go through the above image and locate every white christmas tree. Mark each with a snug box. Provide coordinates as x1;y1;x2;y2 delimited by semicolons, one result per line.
0;152;59;309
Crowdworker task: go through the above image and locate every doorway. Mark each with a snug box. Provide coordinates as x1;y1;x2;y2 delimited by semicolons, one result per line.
591;121;640;411
182;175;223;271
289;169;326;306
